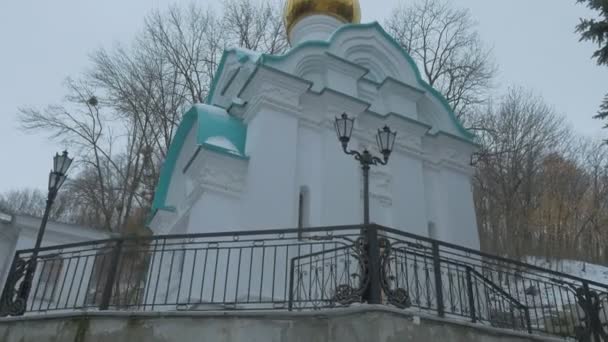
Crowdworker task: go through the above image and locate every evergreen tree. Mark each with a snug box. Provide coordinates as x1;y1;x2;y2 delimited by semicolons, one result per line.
576;0;608;124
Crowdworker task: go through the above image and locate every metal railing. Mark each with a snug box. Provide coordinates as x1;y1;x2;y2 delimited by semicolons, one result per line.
0;225;606;341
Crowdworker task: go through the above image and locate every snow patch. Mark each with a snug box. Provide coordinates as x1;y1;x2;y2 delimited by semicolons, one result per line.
527;257;608;285
205;136;240;154
192;103;230;117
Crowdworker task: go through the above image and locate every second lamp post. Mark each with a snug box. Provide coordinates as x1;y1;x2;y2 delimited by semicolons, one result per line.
19;151;73;312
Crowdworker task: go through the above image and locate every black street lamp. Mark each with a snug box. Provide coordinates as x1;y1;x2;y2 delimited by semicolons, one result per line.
334;113;396;225
334;113;396;305
20;151;73;305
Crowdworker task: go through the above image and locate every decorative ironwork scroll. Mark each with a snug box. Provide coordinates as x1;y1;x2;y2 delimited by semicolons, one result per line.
573;286;608;342
289;237;370;309
379;238;412;309
0;258;30;317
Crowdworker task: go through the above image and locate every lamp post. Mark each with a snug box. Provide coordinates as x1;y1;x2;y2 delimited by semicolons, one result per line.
19;151;73;305
334;113;397;224
334;113;396;304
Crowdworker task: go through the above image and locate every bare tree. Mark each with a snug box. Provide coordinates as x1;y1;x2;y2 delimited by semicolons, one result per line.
0;189;69;221
16;0;287;233
222;0;288;54
473;87;570;258
385;0;496;121
573;140;608;263
141;4;223;104
140;0;287;105
472;86;608;265
19;79;150;232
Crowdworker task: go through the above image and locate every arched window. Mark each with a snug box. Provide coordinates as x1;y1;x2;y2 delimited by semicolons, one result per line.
298;186;310;239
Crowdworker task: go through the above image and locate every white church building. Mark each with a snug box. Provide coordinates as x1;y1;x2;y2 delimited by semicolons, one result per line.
148;0;479;249
7;3;608;341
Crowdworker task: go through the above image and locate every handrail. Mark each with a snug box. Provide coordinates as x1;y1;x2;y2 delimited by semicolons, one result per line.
15;224;365;255
468;267;528;310
376;224;608;290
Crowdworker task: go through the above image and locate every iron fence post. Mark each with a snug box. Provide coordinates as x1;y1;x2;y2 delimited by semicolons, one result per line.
524;307;532;334
466;267;476;323
432;241;445;317
364;225;382;304
288;257;295;311
99;239;123;310
581;281;604;342
0;254;22;316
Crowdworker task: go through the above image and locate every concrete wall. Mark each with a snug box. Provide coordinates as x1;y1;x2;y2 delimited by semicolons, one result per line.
0;306;559;342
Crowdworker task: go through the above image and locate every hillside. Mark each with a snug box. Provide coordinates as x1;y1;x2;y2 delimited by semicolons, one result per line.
529;258;608;285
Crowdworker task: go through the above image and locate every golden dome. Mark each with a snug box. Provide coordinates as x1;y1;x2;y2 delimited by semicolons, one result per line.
284;0;361;35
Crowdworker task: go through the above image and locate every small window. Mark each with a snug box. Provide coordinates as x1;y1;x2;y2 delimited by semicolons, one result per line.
298;186;310;239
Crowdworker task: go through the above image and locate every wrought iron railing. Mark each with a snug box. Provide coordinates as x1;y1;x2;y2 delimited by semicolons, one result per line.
0;225;606;341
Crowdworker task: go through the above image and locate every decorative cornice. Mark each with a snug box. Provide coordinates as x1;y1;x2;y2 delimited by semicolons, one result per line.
185;148;248;199
196;164;247;198
243;95;303;123
148;209;178;235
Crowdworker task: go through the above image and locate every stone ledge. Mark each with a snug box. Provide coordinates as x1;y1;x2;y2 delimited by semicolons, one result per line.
0;305;562;342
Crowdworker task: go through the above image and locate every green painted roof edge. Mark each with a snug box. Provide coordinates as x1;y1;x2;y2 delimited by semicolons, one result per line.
150;105;249;217
151;106;198;213
259;21;474;142
195;106;248;155
207;49;233;105
206;48;260;105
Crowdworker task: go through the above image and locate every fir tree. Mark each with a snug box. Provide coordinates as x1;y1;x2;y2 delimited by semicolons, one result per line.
576;0;608;124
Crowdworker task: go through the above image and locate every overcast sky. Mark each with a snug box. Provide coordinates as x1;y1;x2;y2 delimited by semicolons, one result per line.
0;0;606;193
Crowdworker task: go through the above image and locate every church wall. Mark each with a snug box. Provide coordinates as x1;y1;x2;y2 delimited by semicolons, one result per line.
295;124;324;228
438;167;480;249
388;152;428;236
384;93;418;120
319;128;362;226
239;107;300;230
422;164;445;240
419;162;479;249
326;69;358;97
188;191;241;233
165;126;198;211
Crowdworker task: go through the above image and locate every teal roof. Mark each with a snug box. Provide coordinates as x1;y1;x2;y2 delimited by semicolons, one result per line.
194;104;247;156
151;105;247;213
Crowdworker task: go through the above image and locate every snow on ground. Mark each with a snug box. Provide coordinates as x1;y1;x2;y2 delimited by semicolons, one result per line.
527;257;608;285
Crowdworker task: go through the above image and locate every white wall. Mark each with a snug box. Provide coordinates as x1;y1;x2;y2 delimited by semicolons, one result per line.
167;106;480;246
390;152;428;235
158;22;481;250
439;168;480;249
240;108;300;230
